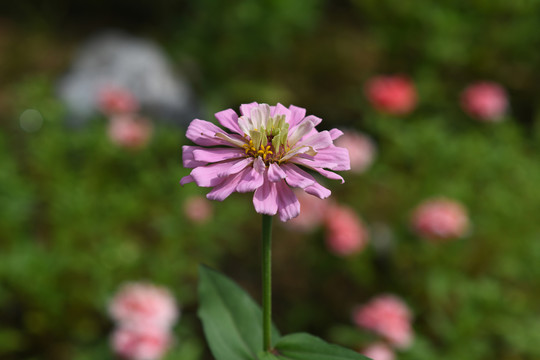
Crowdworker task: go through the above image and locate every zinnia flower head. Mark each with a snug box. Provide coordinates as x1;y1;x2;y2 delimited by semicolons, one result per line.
460;81;508;122
111;325;171;360
353;294;414;349
361;343;395;360
286;190;331;232
334;131;376;173
411;197;469;241
324;204;368;256
183;195;213;224
98;86;140;116
365;75;417;115
109;282;179;330
180;103;350;221
108;114;153;150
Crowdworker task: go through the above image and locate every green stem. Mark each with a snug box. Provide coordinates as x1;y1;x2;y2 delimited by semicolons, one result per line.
261;214;273;351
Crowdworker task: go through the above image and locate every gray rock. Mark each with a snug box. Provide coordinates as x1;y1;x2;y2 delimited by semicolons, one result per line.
57;31;199;126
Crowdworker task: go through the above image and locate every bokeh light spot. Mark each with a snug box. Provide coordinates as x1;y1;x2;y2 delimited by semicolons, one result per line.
19;109;43;132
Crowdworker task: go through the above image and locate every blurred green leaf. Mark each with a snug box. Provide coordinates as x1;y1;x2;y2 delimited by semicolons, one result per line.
273;333;370;360
198;266;280;360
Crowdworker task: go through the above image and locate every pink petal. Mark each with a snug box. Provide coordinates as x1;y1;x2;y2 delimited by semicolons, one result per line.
280;163;316;188
253;174;278;216
240;102;259;116
287;119;315;146
215;109;242;134
182;146;208;168
280;144;315;162
290;152;345;172
237;116;252;135
313;145;351;171
253;157;266;174
180;175;194;185
288;105;306;128
271;103;291;120
300;130;333;151
236;166;265;193
303;115;322;127
313;168;345;183
250;104;271;130
289;156;328;170
276;180;300;221
329;128;344;140
193;147;245;163
268;163;286;182
217;157;254;177
300;128;317;142
215;132;247;147
191;159;246;187
305;182;331;199
186;119;230;146
289;155;345;183
289;114;322;133
206;171;244;201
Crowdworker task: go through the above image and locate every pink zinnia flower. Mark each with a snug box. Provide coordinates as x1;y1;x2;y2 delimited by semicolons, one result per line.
98;86;140;116
108;114;153;150
334;131;376;173
361;343;395;360
411;197;469;241
286;190;331;232
109;282;179;330
183;195;213;224
353;295;413;349
112;325;171;360
460;81;508;122
324;204;368;256
365;75;417;115
180;103;350;221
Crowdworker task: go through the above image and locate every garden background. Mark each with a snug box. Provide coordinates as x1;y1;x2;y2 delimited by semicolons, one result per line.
1;1;540;359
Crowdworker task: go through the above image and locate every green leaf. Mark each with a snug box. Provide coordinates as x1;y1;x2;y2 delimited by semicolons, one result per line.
273;333;371;360
258;352;281;360
198;265;281;360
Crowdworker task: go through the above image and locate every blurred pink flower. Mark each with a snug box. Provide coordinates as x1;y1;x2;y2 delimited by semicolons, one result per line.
361;343;395;360
183;195;213;224
353;294;413;349
324;204;368;256
286;190;331;232
180;102;350;221
334;131;376;173
108;114;153;150
411;197;469;241
112;325;171;360
365;75;417;115
109;282;179;330
98;86;140;116
460;82;508;122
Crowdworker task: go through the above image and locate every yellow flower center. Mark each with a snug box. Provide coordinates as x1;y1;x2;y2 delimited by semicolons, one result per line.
241;114;290;164
242;140;275;161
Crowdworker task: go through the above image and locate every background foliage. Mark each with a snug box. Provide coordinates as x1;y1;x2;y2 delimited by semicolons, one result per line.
1;1;540;359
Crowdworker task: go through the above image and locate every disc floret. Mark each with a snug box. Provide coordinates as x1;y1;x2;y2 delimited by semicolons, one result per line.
239;106;291;164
